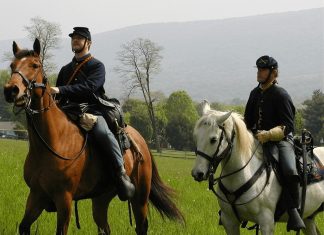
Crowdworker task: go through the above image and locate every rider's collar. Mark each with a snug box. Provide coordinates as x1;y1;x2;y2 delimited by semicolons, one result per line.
73;53;92;63
258;80;276;92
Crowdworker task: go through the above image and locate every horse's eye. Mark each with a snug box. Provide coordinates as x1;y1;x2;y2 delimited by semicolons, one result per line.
210;137;217;144
32;63;39;69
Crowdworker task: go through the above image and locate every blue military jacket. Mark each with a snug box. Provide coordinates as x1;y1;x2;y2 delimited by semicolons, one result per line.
244;84;296;136
56;53;106;105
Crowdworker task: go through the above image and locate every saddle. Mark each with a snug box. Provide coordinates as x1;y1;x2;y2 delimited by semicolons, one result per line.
60;95;130;153
263;136;324;185
263;134;324;222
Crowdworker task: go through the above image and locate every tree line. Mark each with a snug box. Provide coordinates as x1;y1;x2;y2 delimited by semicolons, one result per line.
1;17;323;148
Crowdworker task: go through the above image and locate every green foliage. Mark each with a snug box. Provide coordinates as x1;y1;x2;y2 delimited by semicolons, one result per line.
166;91;198;123
130;112;153;142
123;98;169;147
0;70;12;121
166;116;195;150
165;91;199;150
0;70;27;128
154;100;169;147
302;90;324;144
210;102;244;115
122;99;153;141
0;70;10;86
294;109;304;135
47;73;58;86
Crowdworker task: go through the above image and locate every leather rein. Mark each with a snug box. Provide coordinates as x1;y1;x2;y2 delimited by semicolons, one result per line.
11;67;87;161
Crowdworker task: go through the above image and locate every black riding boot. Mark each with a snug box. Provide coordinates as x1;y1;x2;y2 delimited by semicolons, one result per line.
115;165;135;201
286;178;306;231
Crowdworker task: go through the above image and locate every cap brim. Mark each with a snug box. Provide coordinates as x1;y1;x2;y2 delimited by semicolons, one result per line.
69;32;89;38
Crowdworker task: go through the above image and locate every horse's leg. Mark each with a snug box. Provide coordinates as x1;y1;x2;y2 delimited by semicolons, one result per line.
92;192;113;235
131;169;150;235
19;191;46;235
132;201;149;235
258;210;275;235
54;192;73;235
259;221;275;235
220;210;240;235
303;218;320;235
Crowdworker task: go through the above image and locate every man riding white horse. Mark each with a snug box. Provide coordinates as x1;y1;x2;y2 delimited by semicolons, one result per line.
244;55;306;231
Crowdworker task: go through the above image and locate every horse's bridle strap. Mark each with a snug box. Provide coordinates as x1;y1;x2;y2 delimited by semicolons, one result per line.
11;69;51;115
12;70;30;86
218;161;267;203
195;125;235;172
12;70;46;89
195;149;214;162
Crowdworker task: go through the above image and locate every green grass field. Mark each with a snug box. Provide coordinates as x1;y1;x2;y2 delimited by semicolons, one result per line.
0;139;323;234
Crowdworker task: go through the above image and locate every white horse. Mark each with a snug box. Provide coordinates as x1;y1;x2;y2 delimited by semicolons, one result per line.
191;101;324;235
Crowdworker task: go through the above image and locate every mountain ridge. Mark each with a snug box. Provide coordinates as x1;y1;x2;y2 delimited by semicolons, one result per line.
1;8;323;104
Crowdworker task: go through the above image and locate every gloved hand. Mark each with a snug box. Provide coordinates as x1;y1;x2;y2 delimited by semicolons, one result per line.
256;126;285;144
50;87;60;94
79;113;98;131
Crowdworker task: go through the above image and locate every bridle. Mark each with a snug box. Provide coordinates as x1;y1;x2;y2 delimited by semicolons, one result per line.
11;66;51;115
195;124;236;177
10;60;87;161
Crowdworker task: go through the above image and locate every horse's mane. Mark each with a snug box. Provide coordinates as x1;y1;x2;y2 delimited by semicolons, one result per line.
194;110;254;158
230;112;254;157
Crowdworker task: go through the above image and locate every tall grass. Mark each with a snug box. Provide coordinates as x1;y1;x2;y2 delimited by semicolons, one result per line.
0;140;323;234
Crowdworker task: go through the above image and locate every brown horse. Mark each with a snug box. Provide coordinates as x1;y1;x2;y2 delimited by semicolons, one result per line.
3;39;184;235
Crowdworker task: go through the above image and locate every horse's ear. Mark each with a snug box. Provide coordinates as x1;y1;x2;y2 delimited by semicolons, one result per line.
217;111;232;125
12;41;20;56
201;99;211;116
33;38;41;55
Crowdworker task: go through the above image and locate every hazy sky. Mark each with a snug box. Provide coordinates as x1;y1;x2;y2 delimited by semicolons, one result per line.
1;0;323;41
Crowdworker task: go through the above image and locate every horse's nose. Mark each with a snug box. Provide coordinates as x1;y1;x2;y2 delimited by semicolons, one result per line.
3;84;19;103
191;169;204;182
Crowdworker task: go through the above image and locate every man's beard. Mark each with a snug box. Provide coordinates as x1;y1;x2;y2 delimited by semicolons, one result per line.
72;41;86;53
72;47;83;53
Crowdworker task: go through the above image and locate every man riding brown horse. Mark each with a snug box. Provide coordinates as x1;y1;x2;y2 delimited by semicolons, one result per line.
50;27;135;201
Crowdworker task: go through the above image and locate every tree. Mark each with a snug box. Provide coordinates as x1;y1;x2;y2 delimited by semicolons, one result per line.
0;70;27;128
24;17;62;74
165;91;199;150
210;102;244;115
115;38;163;151
302;90;324;144
154;100;169;148
294;109;304;136
166;115;195;150
122;99;153;142
0;70;12;121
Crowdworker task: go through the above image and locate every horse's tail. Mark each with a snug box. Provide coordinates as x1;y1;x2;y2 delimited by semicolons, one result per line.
149;151;185;224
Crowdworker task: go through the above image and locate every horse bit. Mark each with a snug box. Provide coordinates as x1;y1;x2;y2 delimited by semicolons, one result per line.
11;67;49;115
